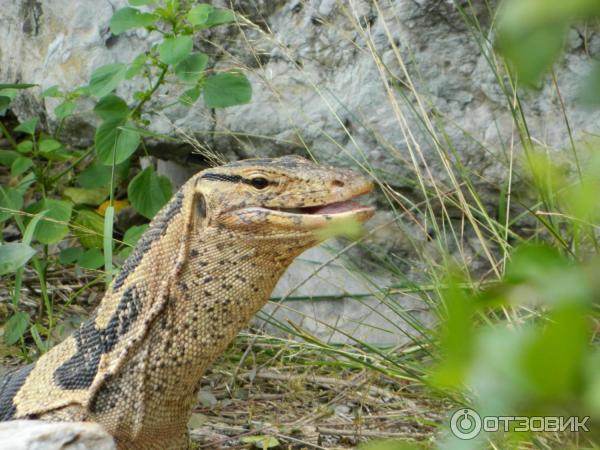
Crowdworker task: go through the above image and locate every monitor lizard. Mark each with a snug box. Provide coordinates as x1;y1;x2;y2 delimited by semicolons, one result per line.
0;155;374;449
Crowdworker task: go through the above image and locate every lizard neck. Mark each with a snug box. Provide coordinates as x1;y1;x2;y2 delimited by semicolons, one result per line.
129;225;313;414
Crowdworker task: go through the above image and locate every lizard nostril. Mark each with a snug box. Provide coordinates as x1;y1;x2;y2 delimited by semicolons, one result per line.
331;180;345;188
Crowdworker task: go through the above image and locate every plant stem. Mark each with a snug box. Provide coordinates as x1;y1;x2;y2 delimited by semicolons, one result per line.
0;120;17;148
50;145;94;184
131;65;169;119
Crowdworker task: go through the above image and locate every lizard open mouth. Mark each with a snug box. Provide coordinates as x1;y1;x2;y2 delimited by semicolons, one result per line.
223;178;375;231
262;183;375;229
270;197;373;217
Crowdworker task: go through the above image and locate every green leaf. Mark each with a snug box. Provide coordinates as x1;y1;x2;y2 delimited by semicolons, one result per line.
27;198;73;244
95;119;140;165
23;211;48;246
11;156;33;177
0;243;36;275
30;323;48;353
41;148;77;162
16;140;33;154
0;96;10;115
158;35;193;65
72;86;90;97
205;8;236;27
78;160;129;189
495;0;600;87
0;150;19;167
94;94;130;120
39;138;69;161
4;311;30;345
175;52;208;83
123;224;148;247
187;4;213;26
42;85;62;97
59;246;84;264
0;88;17;100
73;209;106;248
179;87;202;106
496;24;566;87
110;7;159;35
188;4;236;28
359;441;421;450
506;244;565;283
64;186;109;206
0;83;36;90
129;0;155;5
0;187;23;223
39;138;62;154
203;72;251;108
504;244;594;308
128;167;172;219
120;224;148;257
118;124;176;141
240;435;280;449
88;63;128;98
55;100;76;119
15;173;36;195
78;248;104;270
0;150;20;166
315;216;366;242
126;53;147;80
0;188;22;223
14;117;38;135
187;413;208;429
521;305;589;399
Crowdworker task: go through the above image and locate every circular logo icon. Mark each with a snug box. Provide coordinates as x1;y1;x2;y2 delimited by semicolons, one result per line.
450;408;482;440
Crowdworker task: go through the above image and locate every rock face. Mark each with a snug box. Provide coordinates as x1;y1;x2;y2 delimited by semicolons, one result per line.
261;245;434;346
0;421;115;450
2;0;597;178
1;0;598;342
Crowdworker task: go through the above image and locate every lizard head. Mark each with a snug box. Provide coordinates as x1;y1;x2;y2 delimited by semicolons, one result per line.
192;155;374;239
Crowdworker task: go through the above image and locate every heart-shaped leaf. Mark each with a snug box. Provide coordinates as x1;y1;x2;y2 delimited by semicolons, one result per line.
110;7;159;35
0;243;36;275
89;63;128;98
203;72;251;108
128;166;172;219
95;119;140;165
158;35;193;65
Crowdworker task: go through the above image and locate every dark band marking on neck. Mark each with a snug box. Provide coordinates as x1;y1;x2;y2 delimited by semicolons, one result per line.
0;363;35;421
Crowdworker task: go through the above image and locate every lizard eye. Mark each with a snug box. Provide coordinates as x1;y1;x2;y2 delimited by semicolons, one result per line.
250;177;269;190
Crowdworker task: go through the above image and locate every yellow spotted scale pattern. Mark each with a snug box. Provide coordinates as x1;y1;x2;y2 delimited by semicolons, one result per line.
0;155;374;449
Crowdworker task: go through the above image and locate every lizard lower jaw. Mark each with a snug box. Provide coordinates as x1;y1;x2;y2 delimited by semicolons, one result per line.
270;200;375;220
257;190;375;230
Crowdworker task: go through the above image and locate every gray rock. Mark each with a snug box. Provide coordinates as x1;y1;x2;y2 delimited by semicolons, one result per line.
260;243;433;346
0;421;115;450
1;0;596;190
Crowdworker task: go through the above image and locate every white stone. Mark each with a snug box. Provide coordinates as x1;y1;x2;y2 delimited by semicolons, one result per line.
0;421;115;450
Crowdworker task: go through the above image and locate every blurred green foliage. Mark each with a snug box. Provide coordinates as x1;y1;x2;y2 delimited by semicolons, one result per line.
496;0;600;92
430;135;600;447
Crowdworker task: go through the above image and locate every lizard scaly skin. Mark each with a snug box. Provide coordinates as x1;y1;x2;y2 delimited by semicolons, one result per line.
0;155;374;449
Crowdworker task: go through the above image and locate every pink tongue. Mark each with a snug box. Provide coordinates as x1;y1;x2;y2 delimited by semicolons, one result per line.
310;200;363;214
